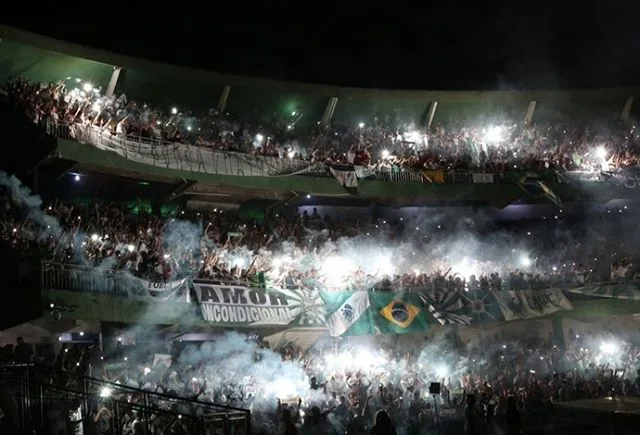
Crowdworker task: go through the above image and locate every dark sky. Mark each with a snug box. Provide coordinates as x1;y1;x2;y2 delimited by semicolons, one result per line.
5;1;640;90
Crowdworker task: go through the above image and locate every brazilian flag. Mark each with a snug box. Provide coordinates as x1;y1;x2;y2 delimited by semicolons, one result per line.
517;173;562;206
371;293;430;334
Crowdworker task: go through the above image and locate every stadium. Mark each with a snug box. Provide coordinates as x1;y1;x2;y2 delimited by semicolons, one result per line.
0;24;639;435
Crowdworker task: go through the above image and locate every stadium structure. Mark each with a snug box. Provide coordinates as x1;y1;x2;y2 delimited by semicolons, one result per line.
0;25;640;435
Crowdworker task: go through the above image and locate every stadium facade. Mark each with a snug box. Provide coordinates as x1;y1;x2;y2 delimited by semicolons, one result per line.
2;26;640;435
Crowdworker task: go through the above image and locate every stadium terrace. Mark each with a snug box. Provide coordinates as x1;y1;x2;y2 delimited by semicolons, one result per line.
1;25;640;435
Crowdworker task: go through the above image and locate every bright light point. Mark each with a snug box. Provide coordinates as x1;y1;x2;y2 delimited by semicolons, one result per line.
92;102;101;111
484;125;504;143
79;331;84;336
233;257;246;268
82;83;93;93
255;134;264;142
435;365;448;378
171;107;178;115
381;149;390;159
91;234;99;242
287;150;295;158
596;146;607;159
375;255;394;276
358;122;365;128
143;367;151;375
291;111;296;116
74;174;80;182
520;255;532;267
306;194;311;199
100;387;112;398
127;244;135;252
600;342;618;354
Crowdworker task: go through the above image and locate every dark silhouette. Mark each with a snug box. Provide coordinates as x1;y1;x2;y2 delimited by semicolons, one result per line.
371;410;397;435
505;396;523;435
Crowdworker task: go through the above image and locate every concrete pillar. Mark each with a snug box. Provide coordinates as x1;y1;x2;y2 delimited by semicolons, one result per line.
425;101;438;130
321;97;338;126
217;85;231;113
524;101;537;125
621;97;634;123
105;67;122;98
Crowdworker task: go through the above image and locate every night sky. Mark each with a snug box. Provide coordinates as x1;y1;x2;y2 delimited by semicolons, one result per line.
5;1;640;90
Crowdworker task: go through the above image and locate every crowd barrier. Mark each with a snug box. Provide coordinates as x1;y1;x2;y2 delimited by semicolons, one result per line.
46;123;518;185
0;364;251;435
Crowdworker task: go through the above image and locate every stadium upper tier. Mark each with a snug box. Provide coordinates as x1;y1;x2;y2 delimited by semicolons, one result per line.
1;25;636;124
2;25;640;204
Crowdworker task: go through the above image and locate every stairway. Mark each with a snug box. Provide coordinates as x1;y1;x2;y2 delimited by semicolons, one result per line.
0;364;251;435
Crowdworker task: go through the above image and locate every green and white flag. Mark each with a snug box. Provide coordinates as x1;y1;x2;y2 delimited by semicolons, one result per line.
321;291;372;337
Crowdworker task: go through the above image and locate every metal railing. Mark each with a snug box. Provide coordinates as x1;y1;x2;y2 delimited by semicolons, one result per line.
42;262;142;296
45;122;522;185
41;262;263;296
48;123;315;177
0;364;251;435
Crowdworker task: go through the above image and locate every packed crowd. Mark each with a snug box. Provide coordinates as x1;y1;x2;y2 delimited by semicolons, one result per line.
1;183;638;292
4;77;640;173
3;323;640;435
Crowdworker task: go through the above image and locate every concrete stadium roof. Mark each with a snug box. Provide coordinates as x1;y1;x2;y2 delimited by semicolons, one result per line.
1;24;637;103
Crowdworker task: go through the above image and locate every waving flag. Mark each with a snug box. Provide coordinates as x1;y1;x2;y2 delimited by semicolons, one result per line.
373;293;430;334
517;173;562;206
321;291;372;336
422;289;503;325
329;165;358;195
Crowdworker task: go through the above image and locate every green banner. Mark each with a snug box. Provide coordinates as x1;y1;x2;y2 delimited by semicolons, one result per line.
567;282;640;300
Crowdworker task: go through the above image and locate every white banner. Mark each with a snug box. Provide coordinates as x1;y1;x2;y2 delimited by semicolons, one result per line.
494;289;573;321
131;277;187;300
193;282;326;327
472;173;494;184
329;167;358;188
354;165;375;179
69;124;315;177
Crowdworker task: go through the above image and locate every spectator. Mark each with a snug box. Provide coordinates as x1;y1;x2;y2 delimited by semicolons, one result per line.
14;337;33;363
371;410;397;435
505;395;523;435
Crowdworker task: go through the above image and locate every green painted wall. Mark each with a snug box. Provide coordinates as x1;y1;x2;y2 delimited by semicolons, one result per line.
44;289;203;325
